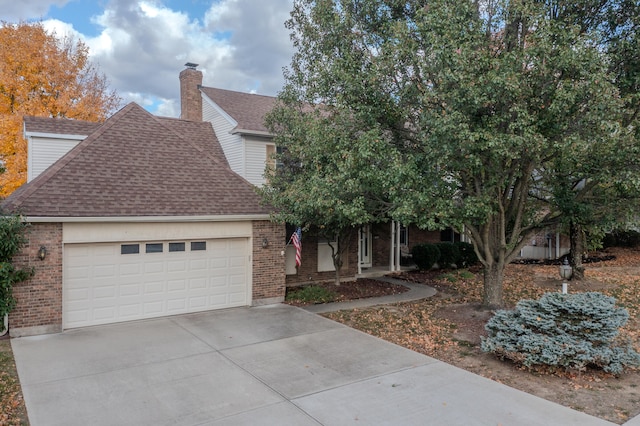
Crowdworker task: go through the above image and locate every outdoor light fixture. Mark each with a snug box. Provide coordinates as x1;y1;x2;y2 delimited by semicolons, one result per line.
262;238;269;249
38;246;47;261
559;258;572;294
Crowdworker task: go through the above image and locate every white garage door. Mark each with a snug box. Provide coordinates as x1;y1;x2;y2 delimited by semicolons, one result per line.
63;238;249;328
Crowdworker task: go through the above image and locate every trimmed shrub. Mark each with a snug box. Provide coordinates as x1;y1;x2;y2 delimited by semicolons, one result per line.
285;285;336;304
481;292;640;375
603;230;640;248
453;241;479;267
435;242;460;268
411;243;440;271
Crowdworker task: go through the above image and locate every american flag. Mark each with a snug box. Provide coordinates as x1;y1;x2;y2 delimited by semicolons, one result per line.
291;227;302;267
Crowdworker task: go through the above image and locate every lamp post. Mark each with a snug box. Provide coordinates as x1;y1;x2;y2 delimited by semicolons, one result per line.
559;258;573;294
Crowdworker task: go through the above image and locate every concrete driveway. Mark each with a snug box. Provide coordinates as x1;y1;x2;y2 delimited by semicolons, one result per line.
12;304;613;425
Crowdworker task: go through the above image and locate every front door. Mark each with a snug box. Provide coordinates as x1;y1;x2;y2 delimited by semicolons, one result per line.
359;225;372;268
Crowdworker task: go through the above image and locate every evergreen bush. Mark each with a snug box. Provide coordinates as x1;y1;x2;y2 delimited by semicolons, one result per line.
411;243;440;271
0;215;32;333
481;292;640;375
436;242;460;268
453;241;479;267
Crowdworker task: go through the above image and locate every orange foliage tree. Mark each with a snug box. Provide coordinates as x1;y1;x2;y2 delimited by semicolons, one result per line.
0;22;121;196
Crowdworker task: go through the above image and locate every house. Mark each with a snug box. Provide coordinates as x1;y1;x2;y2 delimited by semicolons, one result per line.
178;64;571;266
179;64;474;283
1;103;285;337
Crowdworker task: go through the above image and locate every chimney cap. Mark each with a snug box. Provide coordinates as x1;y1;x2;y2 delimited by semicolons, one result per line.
185;62;199;69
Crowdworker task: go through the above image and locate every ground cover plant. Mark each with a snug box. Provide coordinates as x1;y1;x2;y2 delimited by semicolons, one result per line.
324;247;640;424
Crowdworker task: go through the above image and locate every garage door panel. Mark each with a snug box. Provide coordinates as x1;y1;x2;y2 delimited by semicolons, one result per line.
93;285;116;299
168;260;187;272
94;306;117;321
66;265;90;280
64;238;250;329
144;281;164;294
144;262;164;274
143;301;164;315
121;263;143;276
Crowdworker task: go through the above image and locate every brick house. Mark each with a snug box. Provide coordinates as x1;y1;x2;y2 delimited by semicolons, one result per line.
1;103;285;337
179;64;451;283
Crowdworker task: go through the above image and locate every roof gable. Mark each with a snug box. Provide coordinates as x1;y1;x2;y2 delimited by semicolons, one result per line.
2;103;268;217
200;86;276;135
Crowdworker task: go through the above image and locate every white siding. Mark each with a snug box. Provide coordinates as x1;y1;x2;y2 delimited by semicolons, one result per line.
28;136;81;182
244;137;271;187
202;97;245;177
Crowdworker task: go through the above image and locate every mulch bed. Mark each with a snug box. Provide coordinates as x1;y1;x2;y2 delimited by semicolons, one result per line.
285;278;409;306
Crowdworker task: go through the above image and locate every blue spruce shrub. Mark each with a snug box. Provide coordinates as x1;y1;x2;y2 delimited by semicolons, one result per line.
481;292;640;375
411;243;440;271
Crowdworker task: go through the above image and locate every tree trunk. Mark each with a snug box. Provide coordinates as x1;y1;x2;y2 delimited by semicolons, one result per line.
569;221;585;281
333;262;341;286
482;261;505;309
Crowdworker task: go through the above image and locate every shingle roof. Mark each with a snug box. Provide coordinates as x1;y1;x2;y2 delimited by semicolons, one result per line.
200;86;277;134
23;115;103;136
2;103;269;217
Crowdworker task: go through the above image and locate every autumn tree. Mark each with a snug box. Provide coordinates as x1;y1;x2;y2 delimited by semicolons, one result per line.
0;22;121;196
272;0;636;307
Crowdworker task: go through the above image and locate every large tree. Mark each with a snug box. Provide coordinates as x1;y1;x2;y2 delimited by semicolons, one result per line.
543;1;640;279
262;99;399;284
0;22;121;196
271;0;636;307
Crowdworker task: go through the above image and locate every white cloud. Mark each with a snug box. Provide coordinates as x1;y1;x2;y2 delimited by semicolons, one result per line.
4;0;296;117
0;0;69;21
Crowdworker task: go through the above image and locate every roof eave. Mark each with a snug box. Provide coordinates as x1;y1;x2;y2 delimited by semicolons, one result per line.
24;131;90;140
230;128;274;138
22;214;272;223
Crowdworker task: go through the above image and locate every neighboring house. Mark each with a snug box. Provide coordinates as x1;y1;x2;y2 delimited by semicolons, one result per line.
1;102;285;337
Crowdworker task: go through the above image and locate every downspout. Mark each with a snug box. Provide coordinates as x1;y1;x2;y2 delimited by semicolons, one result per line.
556;231;560;259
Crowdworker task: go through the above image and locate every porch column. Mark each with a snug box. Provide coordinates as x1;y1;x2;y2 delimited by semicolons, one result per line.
556;231;560;259
389;221;395;272
396;223;401;272
357;226;362;275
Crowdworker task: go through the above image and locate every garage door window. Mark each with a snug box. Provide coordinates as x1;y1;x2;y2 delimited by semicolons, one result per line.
191;241;206;251
169;242;185;252
146;243;163;253
121;244;140;254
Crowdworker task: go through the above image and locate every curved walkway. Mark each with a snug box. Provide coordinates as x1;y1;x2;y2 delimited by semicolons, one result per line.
303;276;437;314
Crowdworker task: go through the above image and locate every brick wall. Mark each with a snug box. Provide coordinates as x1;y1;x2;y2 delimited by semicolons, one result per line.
285;232;358;286
9;222;63;337
252;221;286;303
372;223;441;267
179;67;203;121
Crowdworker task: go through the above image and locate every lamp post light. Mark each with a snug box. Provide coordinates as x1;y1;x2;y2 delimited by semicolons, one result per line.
559;258;573;294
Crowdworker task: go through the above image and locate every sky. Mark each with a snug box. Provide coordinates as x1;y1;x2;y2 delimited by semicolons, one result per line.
0;0;295;117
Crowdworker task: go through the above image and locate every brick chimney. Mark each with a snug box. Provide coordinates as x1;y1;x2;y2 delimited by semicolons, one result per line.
179;63;203;121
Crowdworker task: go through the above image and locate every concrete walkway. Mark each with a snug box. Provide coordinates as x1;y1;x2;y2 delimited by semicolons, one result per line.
303;276;437;314
12;304;618;425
